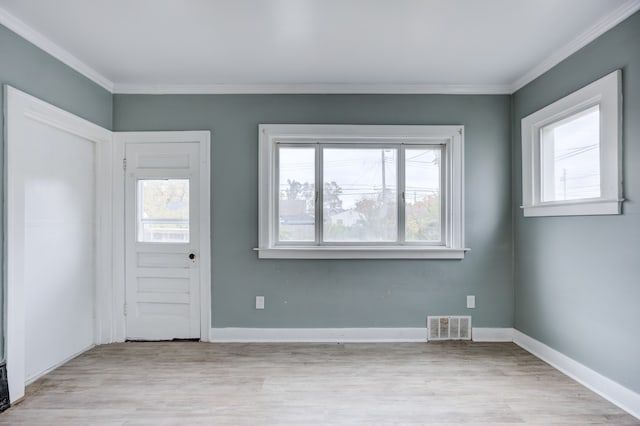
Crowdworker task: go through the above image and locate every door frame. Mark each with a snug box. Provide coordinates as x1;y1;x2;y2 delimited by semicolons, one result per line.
112;132;211;342
3;85;113;402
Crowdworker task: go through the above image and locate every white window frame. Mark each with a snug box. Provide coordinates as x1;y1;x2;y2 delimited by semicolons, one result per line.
521;70;623;217
257;125;466;259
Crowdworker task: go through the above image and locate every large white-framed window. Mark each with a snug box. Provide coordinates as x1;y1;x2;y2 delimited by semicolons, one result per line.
521;70;623;217
257;125;466;259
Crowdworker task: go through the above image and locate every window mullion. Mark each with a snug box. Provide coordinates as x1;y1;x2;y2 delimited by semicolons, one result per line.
316;143;323;245
440;144;448;246
398;144;406;244
274;143;281;244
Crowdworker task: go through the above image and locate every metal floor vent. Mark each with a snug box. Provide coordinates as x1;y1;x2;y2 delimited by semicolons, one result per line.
427;316;471;341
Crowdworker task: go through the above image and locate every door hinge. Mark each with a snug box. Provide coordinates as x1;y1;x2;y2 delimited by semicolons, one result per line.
122;158;127;171
124;303;128;316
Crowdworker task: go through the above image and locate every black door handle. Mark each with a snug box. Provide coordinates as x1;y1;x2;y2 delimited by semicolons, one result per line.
188;253;196;260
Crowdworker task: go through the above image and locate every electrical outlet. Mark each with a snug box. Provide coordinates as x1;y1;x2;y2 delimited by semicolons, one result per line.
256;296;265;310
467;295;476;309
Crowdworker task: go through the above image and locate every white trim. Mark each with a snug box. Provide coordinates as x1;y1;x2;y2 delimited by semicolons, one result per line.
3;85;113;403
513;330;640;420
112;131;212;343
113;83;511;95
25;344;95;386
510;0;640;92
199;136;212;342
522;199;621;217
0;7;114;92
111;138;127;343
210;328;427;343
471;327;514;342
521;70;622;217
255;247;468;260
95;125;115;345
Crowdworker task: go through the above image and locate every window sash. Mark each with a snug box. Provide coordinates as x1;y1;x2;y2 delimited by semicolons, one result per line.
538;104;601;203
404;146;446;245
275;142;446;247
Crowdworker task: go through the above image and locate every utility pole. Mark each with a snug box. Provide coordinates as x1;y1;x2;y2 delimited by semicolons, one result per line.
381;150;386;201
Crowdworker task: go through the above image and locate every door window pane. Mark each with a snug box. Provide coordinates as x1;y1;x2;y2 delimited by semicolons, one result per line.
540;105;600;202
323;148;397;242
405;148;442;242
138;179;189;243
278;147;315;242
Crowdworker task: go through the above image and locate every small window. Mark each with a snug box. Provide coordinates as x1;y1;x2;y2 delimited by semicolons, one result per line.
258;125;465;259
137;179;190;243
521;70;622;217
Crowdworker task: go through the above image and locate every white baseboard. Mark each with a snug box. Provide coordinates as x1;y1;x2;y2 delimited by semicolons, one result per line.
472;327;514;342
24;343;95;386
513;329;640;420
210;327;516;343
210;327;427;342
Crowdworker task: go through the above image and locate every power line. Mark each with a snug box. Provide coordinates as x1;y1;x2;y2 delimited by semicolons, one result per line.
554;143;598;161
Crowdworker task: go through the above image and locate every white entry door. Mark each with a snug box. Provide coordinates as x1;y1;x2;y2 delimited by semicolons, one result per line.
123;133;210;340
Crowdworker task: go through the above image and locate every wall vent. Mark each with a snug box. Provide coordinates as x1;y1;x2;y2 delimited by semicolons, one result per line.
427;316;471;341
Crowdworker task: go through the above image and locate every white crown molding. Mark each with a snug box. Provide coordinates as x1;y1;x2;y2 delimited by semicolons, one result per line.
514;330;640;420
510;0;640;93
0;7;114;92
2;1;638;95
112;83;512;95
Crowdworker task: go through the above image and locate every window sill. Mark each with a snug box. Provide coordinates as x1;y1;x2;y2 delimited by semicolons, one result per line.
254;246;469;259
522;199;622;217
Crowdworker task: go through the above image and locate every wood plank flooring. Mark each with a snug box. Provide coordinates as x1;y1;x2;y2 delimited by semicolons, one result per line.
1;342;637;425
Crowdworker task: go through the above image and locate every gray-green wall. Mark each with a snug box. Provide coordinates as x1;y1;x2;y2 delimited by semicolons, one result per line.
0;24;113;360
512;11;640;393
114;94;514;328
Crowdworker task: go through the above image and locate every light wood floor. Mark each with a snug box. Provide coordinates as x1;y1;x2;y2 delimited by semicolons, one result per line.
1;342;637;425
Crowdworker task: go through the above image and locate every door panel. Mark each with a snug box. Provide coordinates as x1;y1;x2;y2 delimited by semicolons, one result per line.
125;142;200;340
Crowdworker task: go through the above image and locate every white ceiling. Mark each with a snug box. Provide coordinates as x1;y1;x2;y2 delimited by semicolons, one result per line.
0;0;638;93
